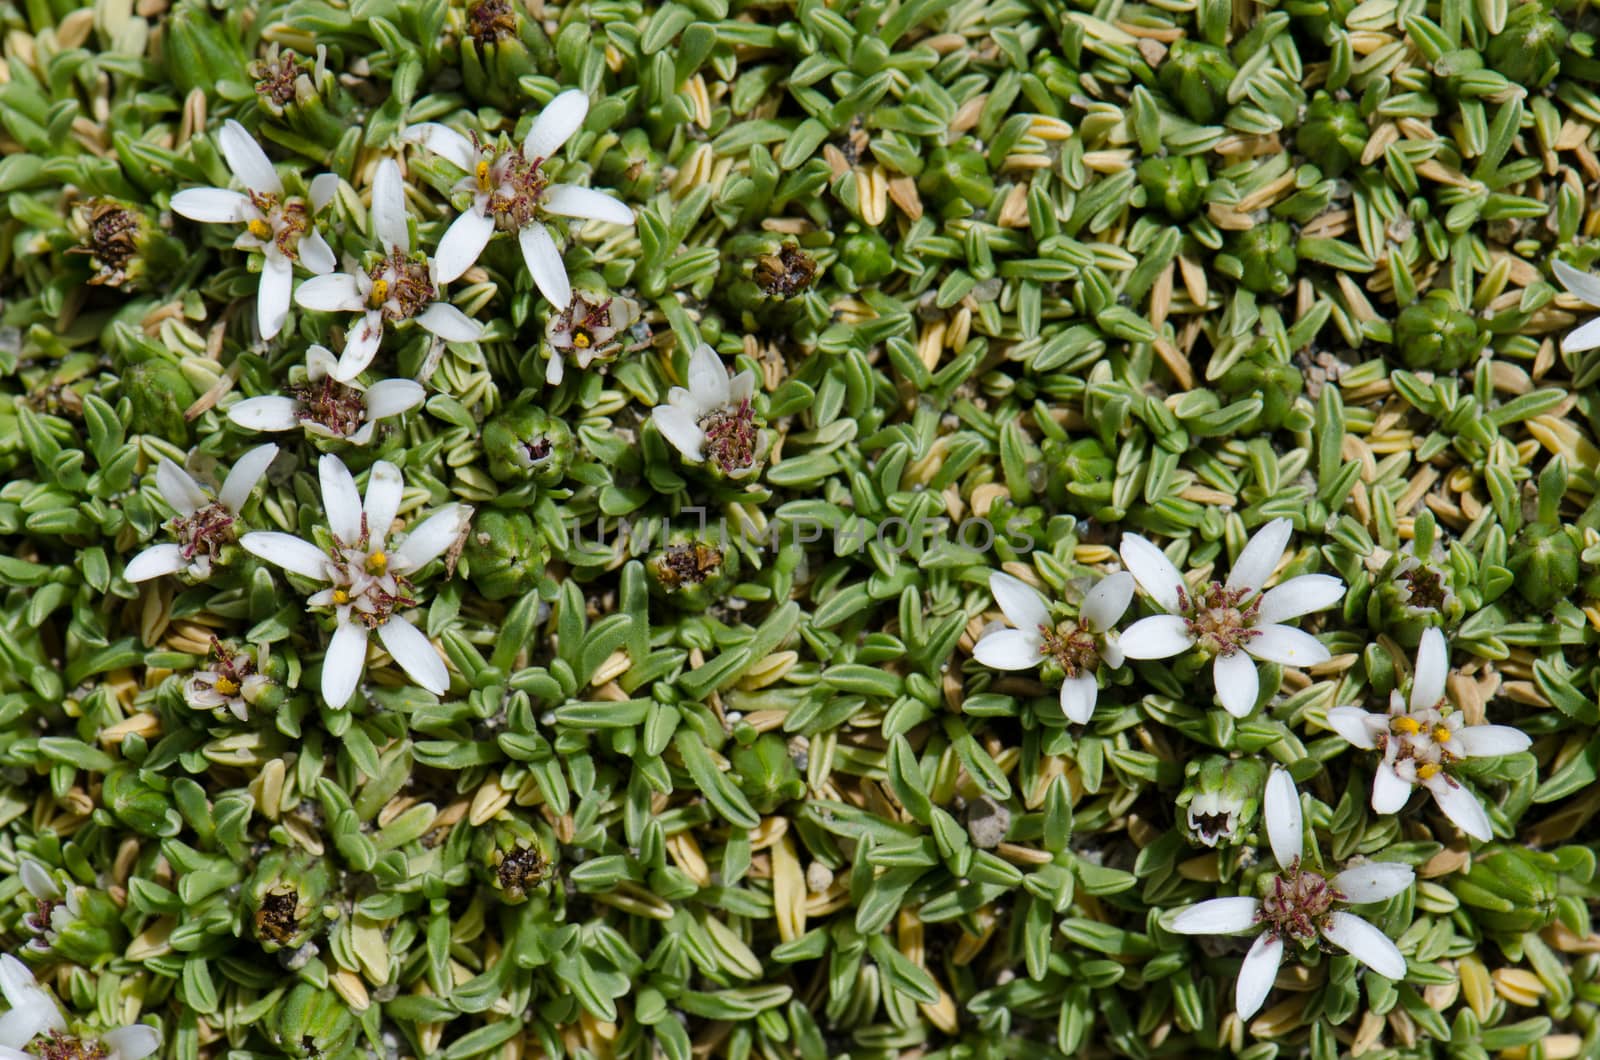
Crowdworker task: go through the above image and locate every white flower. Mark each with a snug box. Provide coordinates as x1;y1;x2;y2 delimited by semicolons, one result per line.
1553;258;1600;353
544;289;640;385
17;859;77;955
124;443;279;583
1385;539;1457;618
227;344;424;445
0;954;63;1052
403;90;634;308
1325;628;1532;842
1117;519;1344;718
972;570;1133;724
169;119;336;340
1167;768;1413;1021
293;159;483;382
184;640;272;721
240;454;472;708
650;344;763;478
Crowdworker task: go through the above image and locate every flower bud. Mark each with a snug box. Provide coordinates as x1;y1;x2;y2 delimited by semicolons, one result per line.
473;816;557;903
1394;289;1481;372
1176;757;1267;847
1508;523;1582;611
1451;845;1559;933
1217;353;1303;431
102;768;182;838
1295;93;1368;178
1137;156;1207;219
646;534;738;612
247;851;331;952
834;229;894;291
1228;221;1297;296
1043;437;1117;520
919;144;995;213
122;359;196;445
1486;4;1566;87
730;734;805;814
271;983;358;1057
597;128;663;201
458;0;546;109
1159;40;1238;123
463;510;549;601
164;3;252;95
483;404;573;485
250;46;346;148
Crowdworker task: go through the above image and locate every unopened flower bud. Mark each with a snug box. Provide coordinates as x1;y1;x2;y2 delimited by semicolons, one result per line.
1486;5;1566;88
1159;40;1238;123
122;359;197;444
1176;757;1267;847
1137;156;1207;219
834;230;894;291
1508;523;1582;611
1227;221;1297;296
1296;93;1368;178
483;404;573;485
730;734;805;814
1451;845;1560;933
1395;289;1480;372
271;983;358;1057
463;510;549;601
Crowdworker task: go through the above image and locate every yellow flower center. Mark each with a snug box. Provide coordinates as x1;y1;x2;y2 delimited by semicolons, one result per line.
1391;716;1421;736
247;218;273;240
572;329;591;348
1432;725;1451;743
369;278;389;307
367;551;388;574
333;589;350;605
215;676;240;696
475;159;492;191
1416;762;1441;779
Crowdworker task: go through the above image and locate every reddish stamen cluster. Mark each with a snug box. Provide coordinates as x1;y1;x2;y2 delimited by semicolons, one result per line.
700;400;758;473
37;1033;110;1060
1399;566;1447;611
25;897;60;937
368;249;437;320
252;50;303;106
289;376;367;437
1257;861;1341;943
473;136;549;230
199;637;256;698
1180;582;1261;655
1037;621;1100;677
172;503;236;563
354;580;419;629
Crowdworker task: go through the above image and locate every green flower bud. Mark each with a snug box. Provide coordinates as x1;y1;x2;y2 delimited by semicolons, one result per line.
597;128;663;201
1217;352;1303;431
730;734;805;814
249;46;346;148
1137;156;1207;219
247;851;331;952
1508;523;1582;610
459;0;547;108
122;360;196;445
1176;757;1267;847
1044;437;1117;521
483;404;573;485
919;145;995;212
833;230;894;291
1486;4;1567;87
102;768;182;838
1228;222;1297;296
271;983;357;1058
1451;845;1559;933
1295;92;1368;178
463;510;549;601
164;1;252;96
646;534;738;612
473;816;557;903
1394;289;1480;371
1159;40;1238;123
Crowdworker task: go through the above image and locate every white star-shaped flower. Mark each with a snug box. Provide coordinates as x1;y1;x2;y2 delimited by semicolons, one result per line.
972;570;1133;723
124;443;279;583
0;954;65;1053
227;344;424;445
1325;627;1532;841
1117;518;1345;717
650;344;764;478
183;640;272;722
1553;258;1600;353
403;90;634;308
240;454;472;708
169;119;336;340
294;159;483;382
1167;768;1413;1021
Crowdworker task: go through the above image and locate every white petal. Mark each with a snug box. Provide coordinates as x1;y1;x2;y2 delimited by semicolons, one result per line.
1424;774;1492;841
0;955;37;1009
728;370;756;405
227;396;300;432
156;458;208;515
973;628;1042;671
1059;673;1097;724
403;122;476;171
1099;632;1125;669
219;443;279;513
434;206;495;283
307;344;338;380
322;622;368;708
416;301;484;342
1117;614;1194;660
18;861;60;901
989;571;1050;632
299;228;336;275
370;158;410;252
524;89;589;159
294;272;366;312
170;187;250;223
1118;534;1186;614
219;119;282;195
543;184;634;225
102;1025;161;1060
1322;911;1407;980
0;1046;30;1060
1255;574;1345;625
377;616;449;694
1371;762;1413;815
125;544;188;582
1410;627;1449;712
362;461;404;547
1332;861;1415;904
309;172;340;211
652;405;705;462
1082;571;1134;633
1214;651;1260;718
1325;706;1380;750
1561;315;1600;354
365;379;425;420
1235;933;1284;1022
1227;518;1293;595
1264;766;1303;871
519;222;571;308
1244;624;1330;667
1451;724;1532;758
1554;258;1600;307
241;532;332;580
1168;896;1261;935
394;504;473;571
335;313;385;382
319;454;363;544
257;251;293;340
688;343;732;407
